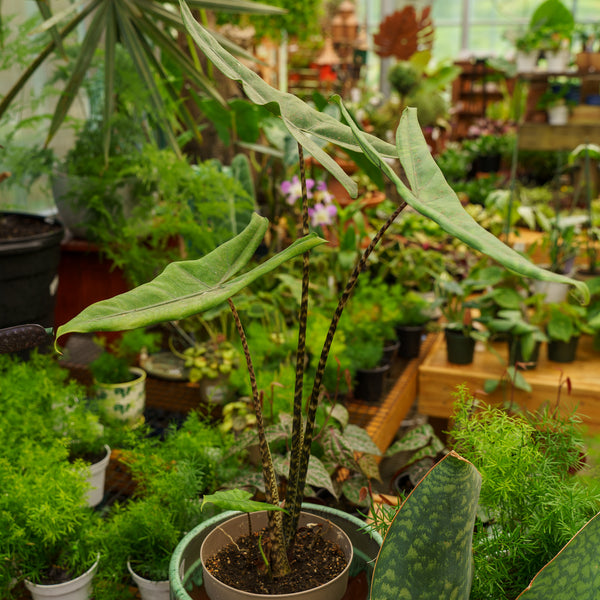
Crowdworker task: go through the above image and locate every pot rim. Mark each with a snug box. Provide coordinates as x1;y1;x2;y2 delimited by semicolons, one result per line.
200;510;353;599
24;555;99;591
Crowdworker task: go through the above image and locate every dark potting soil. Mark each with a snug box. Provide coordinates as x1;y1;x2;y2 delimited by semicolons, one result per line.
0;213;61;240
205;524;348;595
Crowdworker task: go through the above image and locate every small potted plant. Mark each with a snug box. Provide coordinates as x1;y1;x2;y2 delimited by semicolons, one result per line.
171;335;239;404
435;265;501;365
536;79;579;125
539;300;592;362
394;289;438;359
532;218;581;301
97;412;239;600
88;328;161;426
0;442;102;600
513;28;541;71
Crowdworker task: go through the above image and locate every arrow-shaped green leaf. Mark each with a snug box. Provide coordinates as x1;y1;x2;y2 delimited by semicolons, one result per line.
178;0;397;197
55;213;325;341
371;451;482;600
333;100;590;304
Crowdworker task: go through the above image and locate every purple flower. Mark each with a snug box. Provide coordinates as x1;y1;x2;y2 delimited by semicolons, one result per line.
308;202;337;227
314;181;335;205
280;176;315;205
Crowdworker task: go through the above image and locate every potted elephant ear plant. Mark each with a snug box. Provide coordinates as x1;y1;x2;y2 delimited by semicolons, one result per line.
55;4;589;599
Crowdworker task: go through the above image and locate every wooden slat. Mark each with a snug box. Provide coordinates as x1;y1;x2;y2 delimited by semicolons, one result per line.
418;333;600;432
518;123;600;151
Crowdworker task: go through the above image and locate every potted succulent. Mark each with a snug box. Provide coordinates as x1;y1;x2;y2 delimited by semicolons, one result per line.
55;5;588;599
88;328;161;426
171;335;240;404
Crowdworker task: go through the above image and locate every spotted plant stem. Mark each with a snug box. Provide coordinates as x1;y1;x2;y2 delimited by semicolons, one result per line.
228;298;290;576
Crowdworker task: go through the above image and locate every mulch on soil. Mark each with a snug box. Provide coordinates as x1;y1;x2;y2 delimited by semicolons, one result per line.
205;523;348;595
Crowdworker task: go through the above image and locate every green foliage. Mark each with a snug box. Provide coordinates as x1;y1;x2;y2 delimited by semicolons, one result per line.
89;329;161;384
0;0;284;155
97;412;240;590
539;301;592;341
450;385;600;600
387;61;421;98
0;353;105;457
0;445;101;594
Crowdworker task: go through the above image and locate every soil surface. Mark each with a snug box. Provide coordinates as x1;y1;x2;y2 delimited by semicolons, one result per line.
0;213;61;240
205;524;348;595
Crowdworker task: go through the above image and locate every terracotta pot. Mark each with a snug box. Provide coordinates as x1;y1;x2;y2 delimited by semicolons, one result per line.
200;511;353;600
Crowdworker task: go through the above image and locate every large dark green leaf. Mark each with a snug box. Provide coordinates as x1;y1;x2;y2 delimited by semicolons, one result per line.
179;0;397;197
333;99;590;304
516;513;600;599
371;451;481;600
55;213;325;341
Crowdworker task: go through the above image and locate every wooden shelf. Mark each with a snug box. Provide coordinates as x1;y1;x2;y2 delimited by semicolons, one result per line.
418;333;600;433
518;122;600;151
347;335;435;454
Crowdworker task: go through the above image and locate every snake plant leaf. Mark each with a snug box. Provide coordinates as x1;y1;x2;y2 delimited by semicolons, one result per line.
55;213;325;342
371;451;482;600
333;98;590;304
516;512;600;599
179;0;397;197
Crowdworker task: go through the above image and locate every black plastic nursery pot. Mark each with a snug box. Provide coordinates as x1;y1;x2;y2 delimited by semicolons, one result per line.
444;328;475;365
355;364;390;403
0;212;64;329
169;504;383;600
395;325;424;359
381;340;399;366
507;338;541;370
547;336;579;363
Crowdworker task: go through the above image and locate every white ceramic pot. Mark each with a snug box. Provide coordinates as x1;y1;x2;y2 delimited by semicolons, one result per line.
515;50;538;72
547;104;569;125
532;278;570;303
24;557;98;600
96;367;146;426
127;562;170;600
85;445;111;507
545;49;569;72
